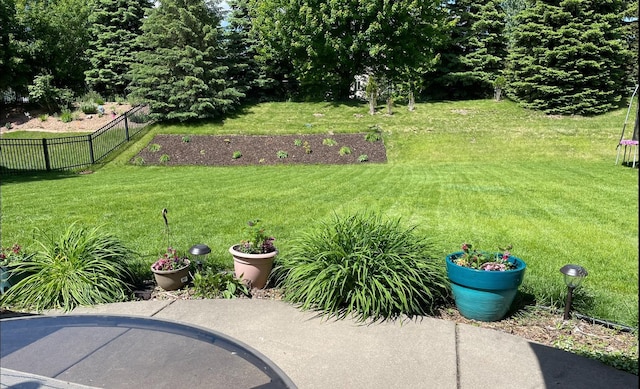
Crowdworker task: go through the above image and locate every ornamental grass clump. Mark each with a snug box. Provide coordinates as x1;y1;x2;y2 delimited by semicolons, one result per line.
273;212;450;322
0;223;134;312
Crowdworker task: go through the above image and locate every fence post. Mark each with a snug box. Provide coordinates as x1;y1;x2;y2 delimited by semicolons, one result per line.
124;112;130;142
42;138;51;171
88;134;95;164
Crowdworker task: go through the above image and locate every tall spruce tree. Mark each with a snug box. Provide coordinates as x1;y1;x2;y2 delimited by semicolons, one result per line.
457;0;508;98
128;0;243;121
506;0;631;115
85;0;151;99
224;0;260;101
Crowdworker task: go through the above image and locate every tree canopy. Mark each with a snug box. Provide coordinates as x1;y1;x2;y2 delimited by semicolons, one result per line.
127;0;243;121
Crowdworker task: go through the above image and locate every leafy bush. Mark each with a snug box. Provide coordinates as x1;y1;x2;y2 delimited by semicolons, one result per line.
60;109;73;123
232;151;242;159
273;212;450;321
322;138;337;146
81;91;105;105
81;103;98;114
193;270;249;299
277;150;288;158
0;223;134;312
358;154;369;162
339;146;352;156
129;113;150;123
28;74;74;113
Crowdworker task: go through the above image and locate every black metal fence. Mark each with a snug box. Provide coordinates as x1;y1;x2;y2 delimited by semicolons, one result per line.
0;105;151;175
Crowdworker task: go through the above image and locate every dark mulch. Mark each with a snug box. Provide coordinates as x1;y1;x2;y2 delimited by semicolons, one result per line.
133;134;386;166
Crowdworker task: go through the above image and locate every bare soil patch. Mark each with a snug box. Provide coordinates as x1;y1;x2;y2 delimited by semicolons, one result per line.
1;102;134;134
133;134;387;166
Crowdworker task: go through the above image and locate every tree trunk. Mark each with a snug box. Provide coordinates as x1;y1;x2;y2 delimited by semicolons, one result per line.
386;97;393;115
408;91;415;111
369;94;376;115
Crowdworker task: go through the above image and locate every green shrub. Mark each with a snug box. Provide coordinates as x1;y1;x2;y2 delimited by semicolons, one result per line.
60;109;73;123
81;91;105;105
294;139;303;146
0;223;134;312
322;138;337;146
339;146;352;156
277;150;288;158
159;154;170;163
192;270;249;299
232;151;242;159
148;143;161;152
273;212;450;321
358;154;369;162
129;113;150;123
38;114;48;122
81;103;98;114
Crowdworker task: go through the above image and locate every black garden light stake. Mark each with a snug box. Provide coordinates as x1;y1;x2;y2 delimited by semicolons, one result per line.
560;264;588;320
189;244;211;272
162;208;170;248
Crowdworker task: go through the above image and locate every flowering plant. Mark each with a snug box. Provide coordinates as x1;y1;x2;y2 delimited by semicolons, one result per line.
151;247;190;271
236;220;276;254
0;244;32;267
452;243;516;271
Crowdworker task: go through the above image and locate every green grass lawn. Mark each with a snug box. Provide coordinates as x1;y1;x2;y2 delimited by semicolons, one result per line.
1;99;638;327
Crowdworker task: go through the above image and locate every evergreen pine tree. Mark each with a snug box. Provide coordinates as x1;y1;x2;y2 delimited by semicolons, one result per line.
224;0;259;101
128;0;243;121
457;1;508;98
85;0;151;99
506;0;632;115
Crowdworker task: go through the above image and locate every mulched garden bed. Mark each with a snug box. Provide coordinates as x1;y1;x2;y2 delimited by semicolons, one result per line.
133;133;386;166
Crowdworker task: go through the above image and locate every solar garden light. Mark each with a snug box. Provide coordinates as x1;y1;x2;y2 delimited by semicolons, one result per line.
189;244;211;272
559;264;588;320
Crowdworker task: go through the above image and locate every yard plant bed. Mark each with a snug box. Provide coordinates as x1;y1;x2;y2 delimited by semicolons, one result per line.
133;134;386;166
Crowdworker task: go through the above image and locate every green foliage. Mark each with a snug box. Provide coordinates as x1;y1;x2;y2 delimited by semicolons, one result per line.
60;109;73;123
339;146;351;156
80;90;105;105
232;150;242;159
365;131;381;142
505;0;632;115
303;141;312;154
80;103;98;114
0;223;133;312
148;143;161;152
181;136;191;143
159;154;170;163
322;138;337;146
28;75;75;113
358;154;368;162
273;212;450;321
129;113;150;123
276;150;288;158
294;139;302;146
133;156;145;165
128;0;243;121
85;0;151;98
38;114;48;122
250;0;445;100
4;122;12;130
236;219;276;254
192;269;249;299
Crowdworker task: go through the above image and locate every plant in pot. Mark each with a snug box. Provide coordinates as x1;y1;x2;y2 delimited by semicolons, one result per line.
151;247;191;291
229;220;277;289
0;244;33;294
445;243;526;322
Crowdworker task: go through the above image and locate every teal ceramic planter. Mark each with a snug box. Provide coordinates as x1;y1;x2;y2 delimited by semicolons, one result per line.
0;265;29;294
446;252;526;322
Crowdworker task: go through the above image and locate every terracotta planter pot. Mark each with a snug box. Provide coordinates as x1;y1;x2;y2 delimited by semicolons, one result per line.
446;252;526;322
229;245;278;289
151;260;191;291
